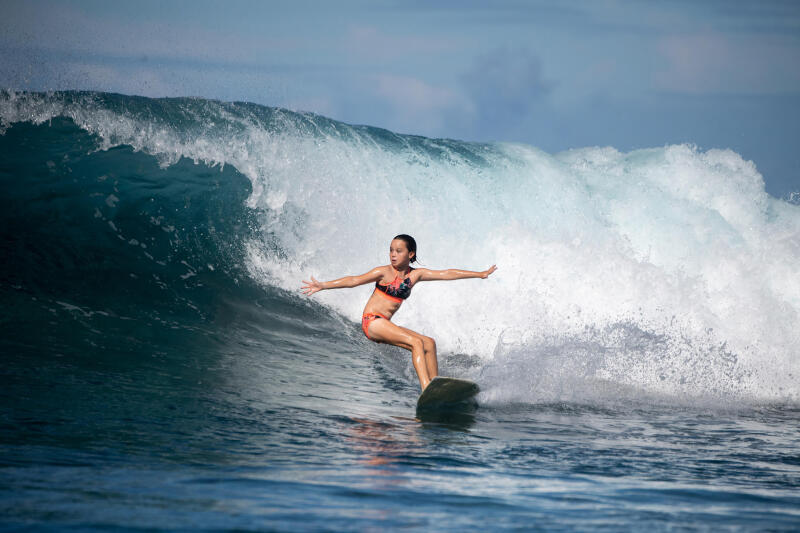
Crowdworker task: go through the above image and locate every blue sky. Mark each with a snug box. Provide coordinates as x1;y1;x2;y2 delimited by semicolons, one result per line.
2;0;799;197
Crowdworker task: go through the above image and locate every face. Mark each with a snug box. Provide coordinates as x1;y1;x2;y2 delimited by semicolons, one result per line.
389;239;414;267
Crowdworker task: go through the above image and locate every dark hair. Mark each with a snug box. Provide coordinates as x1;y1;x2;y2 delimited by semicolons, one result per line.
393;234;418;263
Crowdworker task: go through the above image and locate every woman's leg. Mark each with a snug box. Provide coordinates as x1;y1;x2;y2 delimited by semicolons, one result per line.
367;319;433;391
397;326;438;381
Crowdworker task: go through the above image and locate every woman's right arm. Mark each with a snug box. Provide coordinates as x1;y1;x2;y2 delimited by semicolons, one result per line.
302;267;384;296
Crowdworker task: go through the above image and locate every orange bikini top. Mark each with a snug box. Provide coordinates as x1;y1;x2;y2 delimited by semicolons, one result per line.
375;268;414;302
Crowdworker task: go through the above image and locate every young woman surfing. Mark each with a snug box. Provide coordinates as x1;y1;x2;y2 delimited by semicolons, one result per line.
301;234;496;391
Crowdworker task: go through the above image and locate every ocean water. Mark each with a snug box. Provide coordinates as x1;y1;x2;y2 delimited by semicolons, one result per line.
1;90;799;531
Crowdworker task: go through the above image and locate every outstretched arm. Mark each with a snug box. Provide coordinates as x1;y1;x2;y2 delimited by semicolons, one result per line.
302;267;384;296
417;265;497;282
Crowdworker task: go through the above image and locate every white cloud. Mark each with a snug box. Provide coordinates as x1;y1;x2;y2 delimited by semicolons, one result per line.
0;2;299;67
373;74;473;135
654;31;800;94
344;25;463;61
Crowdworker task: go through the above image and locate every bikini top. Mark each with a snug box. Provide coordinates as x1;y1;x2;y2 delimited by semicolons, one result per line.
375;267;415;302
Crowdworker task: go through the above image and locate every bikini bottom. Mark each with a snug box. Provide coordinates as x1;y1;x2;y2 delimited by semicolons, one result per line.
361;312;388;341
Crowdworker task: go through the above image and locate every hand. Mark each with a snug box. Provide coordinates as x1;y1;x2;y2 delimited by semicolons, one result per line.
301;276;323;295
482;265;497;279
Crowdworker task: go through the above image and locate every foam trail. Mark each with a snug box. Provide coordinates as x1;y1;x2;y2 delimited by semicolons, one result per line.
2;90;798;403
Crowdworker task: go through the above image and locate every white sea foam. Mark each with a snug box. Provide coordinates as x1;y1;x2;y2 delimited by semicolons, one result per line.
3;90;798;403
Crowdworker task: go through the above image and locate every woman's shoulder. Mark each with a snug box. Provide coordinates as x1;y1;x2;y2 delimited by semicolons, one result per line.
375;264;393;277
409;266;427;281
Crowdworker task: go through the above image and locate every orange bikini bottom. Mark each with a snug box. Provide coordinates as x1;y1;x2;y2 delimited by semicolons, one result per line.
361;312;388;340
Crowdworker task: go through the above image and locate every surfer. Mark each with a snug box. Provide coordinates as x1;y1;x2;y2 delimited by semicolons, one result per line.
301;234;496;391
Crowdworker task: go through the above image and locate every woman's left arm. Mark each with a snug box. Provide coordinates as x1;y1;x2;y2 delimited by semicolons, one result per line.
416;265;497;282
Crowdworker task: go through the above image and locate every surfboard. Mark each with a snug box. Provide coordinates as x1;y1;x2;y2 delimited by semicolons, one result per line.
416;376;479;410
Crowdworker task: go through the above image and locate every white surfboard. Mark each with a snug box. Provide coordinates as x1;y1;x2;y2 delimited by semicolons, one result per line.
416;376;479;410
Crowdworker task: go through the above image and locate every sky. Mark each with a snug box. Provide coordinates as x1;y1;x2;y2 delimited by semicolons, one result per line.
1;0;799;198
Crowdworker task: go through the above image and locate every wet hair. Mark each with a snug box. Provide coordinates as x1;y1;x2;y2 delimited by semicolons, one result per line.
392;234;418;263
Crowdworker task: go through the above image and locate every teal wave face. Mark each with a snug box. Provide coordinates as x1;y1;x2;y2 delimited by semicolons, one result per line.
0;116;279;375
0;116;255;312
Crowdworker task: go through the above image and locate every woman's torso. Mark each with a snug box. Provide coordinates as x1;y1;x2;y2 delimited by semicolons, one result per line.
362;265;420;318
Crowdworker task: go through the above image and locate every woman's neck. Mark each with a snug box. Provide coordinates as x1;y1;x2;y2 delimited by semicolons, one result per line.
393;264;409;276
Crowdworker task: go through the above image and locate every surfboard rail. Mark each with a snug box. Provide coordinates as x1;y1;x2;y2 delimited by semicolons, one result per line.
416;376;479;410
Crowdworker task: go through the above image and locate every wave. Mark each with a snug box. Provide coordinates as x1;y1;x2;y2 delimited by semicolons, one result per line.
2;90;798;404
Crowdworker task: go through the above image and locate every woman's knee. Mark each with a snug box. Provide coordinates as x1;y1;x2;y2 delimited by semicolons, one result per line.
410;337;424;352
422;336;436;351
